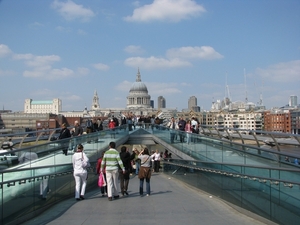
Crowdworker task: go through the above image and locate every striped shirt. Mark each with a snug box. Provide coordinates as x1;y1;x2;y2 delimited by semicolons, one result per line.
101;148;125;171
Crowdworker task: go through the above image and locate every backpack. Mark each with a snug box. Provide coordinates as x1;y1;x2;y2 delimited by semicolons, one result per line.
86;119;93;128
113;117;119;126
98;122;103;130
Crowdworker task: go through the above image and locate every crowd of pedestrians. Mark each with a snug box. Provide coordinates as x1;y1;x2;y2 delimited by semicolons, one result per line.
65;116;201;201
71;141;171;202
167;116;200;144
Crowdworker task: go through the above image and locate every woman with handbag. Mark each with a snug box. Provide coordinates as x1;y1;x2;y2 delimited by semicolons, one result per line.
72;144;90;201
138;148;154;196
96;151;107;197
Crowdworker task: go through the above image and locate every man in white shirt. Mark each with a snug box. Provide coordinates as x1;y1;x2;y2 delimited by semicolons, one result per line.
167;117;179;143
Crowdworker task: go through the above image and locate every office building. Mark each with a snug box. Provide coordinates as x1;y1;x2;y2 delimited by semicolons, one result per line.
24;98;62;114
157;96;166;108
289;95;297;107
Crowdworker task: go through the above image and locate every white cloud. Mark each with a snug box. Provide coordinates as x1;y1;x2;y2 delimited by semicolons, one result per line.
115;80;132;92
254;60;300;83
77;29;87;35
124;45;145;55
25;55;61;67
52;0;95;22
77;67;89;75
124;0;206;23
148;82;182;95
124;56;191;69
29;22;44;28
13;53;34;60
0;69;14;76
56;26;72;32
166;46;224;60
180;82;192;87
93;63;110;71
132;1;140;8
3;44;84;80
23;67;74;80
13;54;60;69
124;45;223;69
13;52;77;80
49;68;74;78
0;44;12;57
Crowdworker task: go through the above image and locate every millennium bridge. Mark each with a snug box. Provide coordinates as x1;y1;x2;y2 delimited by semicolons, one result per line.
0;125;299;225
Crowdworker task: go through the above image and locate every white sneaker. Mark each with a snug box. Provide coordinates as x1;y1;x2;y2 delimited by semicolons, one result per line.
146;194;149;196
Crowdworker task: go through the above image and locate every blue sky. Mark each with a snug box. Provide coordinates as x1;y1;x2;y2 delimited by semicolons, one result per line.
0;0;299;112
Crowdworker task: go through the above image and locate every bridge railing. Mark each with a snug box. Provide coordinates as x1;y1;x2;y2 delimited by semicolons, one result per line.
0;125;129;225
152;125;300;168
151;125;300;224
1;125;300;225
200;125;300;152
162;158;300;225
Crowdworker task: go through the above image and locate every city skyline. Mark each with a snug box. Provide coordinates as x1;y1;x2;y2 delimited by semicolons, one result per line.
0;0;299;112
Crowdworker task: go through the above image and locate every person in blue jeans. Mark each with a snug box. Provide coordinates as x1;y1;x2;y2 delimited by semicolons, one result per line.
133;148;141;175
138;148;154;196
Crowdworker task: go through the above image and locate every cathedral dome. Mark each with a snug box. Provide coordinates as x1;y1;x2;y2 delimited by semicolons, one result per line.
129;69;148;93
127;69;151;109
130;81;148;93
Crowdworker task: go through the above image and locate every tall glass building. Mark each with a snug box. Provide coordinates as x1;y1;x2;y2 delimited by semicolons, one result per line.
289;95;297;107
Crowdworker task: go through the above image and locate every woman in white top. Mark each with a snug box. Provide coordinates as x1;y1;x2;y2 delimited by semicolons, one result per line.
153;149;161;172
138;148;154;196
72;144;89;201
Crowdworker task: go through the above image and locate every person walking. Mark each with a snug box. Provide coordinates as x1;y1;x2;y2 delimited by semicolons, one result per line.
133;148;141;175
138;148;154;196
185;120;193;144
178;117;186;143
167;117;179;143
71;120;83;151
153;149;161;172
72;144;89;201
191;117;199;143
100;142;125;201
58;123;71;155
108;119;116;138
119;146;135;196
97;118;103;131
96;151;107;197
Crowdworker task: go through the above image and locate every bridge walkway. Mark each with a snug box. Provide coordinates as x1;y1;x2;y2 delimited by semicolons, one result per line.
22;172;273;225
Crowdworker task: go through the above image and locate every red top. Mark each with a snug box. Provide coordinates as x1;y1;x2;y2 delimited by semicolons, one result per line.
96;158;106;174
185;123;192;133
108;121;115;129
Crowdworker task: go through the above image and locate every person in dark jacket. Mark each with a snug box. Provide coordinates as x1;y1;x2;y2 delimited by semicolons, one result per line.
71;120;83;151
177;117;186;143
58;123;71;155
119;146;135;196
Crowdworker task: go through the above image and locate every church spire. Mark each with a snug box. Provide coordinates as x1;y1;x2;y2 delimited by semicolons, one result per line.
136;68;141;82
91;90;100;110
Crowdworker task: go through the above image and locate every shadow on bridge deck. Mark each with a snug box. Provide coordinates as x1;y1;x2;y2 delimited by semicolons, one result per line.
22;173;274;225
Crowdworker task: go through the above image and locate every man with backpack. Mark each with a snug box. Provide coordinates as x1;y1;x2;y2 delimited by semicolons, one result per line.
112;116;119;127
86;119;94;133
